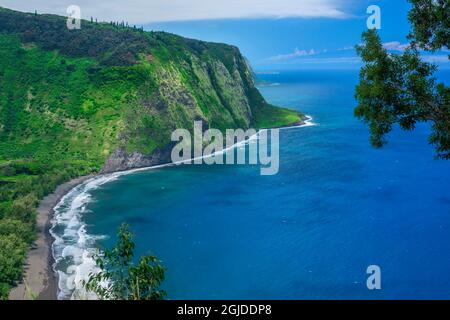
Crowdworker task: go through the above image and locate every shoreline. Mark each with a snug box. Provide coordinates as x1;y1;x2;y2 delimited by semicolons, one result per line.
9;115;314;300
9;175;95;300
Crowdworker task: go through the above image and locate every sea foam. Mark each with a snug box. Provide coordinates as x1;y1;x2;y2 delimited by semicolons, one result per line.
50;174;123;299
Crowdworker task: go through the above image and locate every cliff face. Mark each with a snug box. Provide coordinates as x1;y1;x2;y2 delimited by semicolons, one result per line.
0;7;303;174
101;145;174;173
101;36;271;172
0;7;304;297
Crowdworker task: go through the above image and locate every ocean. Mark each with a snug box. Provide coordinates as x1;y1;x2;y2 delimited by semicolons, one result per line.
51;69;450;299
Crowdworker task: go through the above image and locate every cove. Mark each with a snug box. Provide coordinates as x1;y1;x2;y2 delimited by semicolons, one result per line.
56;69;450;299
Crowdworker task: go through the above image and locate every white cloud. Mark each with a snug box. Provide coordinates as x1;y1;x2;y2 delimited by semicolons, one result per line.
422;55;450;63
298;56;361;64
0;0;348;23
381;42;449;64
257;55;362;67
262;41;449;67
382;41;410;51
337;46;354;51
268;48;319;61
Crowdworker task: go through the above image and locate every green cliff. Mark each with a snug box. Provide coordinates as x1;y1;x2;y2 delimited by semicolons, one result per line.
0;7;303;298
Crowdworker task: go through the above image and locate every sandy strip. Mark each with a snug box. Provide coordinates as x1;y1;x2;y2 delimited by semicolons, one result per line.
9;175;95;300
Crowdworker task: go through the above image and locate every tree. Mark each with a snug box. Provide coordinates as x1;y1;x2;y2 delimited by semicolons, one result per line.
0;234;28;299
8;193;38;223
355;0;450;159
0;219;35;244
83;224;166;300
408;0;449;50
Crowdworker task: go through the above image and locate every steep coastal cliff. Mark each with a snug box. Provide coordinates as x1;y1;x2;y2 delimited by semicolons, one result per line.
0;7;303;298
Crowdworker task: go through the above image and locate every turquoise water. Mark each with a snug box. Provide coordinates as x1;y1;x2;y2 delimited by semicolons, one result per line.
79;70;450;299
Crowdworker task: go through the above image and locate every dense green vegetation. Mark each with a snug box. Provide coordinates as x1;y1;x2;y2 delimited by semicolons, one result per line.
0;7;302;298
84;224;166;300
355;0;449;159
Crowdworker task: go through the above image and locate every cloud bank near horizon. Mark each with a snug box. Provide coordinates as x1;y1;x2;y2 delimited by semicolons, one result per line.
264;42;450;67
0;0;349;23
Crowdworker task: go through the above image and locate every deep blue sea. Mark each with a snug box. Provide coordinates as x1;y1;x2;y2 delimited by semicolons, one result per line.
59;69;450;299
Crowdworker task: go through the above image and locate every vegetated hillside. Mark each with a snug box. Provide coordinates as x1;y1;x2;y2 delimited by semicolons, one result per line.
0;7;304;298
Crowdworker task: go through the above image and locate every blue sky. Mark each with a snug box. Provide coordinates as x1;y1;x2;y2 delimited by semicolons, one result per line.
1;0;448;70
143;0;448;70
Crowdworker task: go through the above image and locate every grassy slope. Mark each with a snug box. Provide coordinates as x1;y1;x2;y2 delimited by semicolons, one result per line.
0;7;303;298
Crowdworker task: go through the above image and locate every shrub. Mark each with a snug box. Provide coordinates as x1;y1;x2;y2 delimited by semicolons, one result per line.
8;193;38;223
0;234;28;289
84;224;166;300
0;219;35;243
